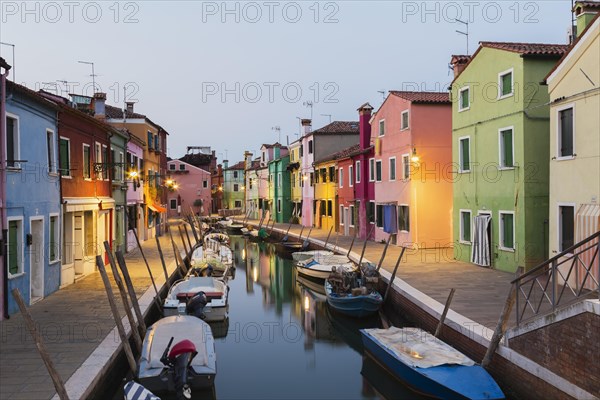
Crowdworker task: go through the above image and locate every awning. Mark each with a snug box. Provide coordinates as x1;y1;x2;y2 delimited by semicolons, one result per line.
148;203;167;213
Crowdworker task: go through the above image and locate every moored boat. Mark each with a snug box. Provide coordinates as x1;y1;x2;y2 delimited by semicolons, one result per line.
296;259;356;281
164;276;229;322
325;262;383;318
137;315;216;396
360;327;505;400
292;250;334;263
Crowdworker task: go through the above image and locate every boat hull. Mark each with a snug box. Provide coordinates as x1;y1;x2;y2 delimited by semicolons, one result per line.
360;330;505;400
326;292;382;318
296;266;330;280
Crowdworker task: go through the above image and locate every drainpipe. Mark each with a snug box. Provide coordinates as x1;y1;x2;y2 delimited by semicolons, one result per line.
1;60;12;319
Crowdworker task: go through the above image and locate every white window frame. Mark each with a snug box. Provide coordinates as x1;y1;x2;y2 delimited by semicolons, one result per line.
102;144;109;180
82;143;92;180
400;110;410;131
498;210;516;252
277;172;282;188
349;205;355;227
203;180;208;188
398;204;410;232
498;68;514;99
59;136;71;178
402;154;410;180
170;199;177;210
234;200;242;208
233;183;239;192
458;86;470;112
169;163;176;170
7;216;24;278
338;168;343;188
339;205;345;225
557;202;576;254
556;103;576;161
498;126;515;170
368;201;375;225
369;158;375;182
459;209;472;244
379;119;385;136
389;157;396;181
355;161;361;183
5;112;21;169
47;129;57;174
277;199;282;213
48;213;60;263
458;136;471;173
349;165;354;187
375;160;382;182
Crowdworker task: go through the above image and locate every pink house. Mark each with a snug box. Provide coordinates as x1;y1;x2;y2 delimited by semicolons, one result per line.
166;159;212;218
126;135;145;252
371;91;453;248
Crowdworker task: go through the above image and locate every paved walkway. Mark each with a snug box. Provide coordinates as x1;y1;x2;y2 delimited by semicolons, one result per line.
0;228;190;400
239;218;515;329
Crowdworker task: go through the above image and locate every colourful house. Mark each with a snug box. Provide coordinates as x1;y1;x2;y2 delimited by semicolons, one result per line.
211;163;224;214
166;159;212;218
222;160;245;211
370;91;453;248
312;157;338;232
451;41;569;272
126;134;145;252
546;9;599;288
335;145;360;237
244;153;261;219
4;82;61;314
0;57;10;318
269;152;292;223
109;124;129;254
288;140;303;223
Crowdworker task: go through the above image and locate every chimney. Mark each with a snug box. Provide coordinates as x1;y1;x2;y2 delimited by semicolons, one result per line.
244;151;253;170
450;55;471;79
126;101;135;114
223;159;229;169
273;145;280;160
573;1;599;37
301;119;312;136
93;92;106;120
357;103;373;150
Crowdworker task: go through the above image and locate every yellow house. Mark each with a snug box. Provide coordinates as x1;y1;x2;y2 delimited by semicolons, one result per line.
546;9;599;288
288;141;303;222
313;158;337;232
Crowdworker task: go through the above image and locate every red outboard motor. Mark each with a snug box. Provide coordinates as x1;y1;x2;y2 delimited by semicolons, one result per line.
160;337;198;400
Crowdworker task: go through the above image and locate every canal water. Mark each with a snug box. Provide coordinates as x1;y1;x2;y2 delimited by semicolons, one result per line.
109;236;427;400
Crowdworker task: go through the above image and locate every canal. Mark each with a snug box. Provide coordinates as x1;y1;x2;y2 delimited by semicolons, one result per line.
109;235;426;400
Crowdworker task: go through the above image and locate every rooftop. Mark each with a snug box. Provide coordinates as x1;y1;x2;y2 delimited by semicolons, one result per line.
389;91;451;104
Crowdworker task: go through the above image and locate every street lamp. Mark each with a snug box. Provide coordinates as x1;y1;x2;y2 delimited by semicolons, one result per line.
411;148;420;163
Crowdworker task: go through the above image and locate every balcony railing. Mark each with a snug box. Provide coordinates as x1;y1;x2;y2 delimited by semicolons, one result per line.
512;230;599;326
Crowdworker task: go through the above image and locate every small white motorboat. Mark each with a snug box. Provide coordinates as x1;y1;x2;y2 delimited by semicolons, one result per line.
192;241;233;267
295;259;357;281
203;232;229;245
164;276;229;322
123;381;160;400
137;315;216;397
292;250;334;263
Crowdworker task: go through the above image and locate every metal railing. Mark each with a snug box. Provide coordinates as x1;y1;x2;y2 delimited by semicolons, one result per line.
512;230;600;326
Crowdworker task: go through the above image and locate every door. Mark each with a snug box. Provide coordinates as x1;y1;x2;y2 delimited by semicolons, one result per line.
30;218;44;303
344;208;349;236
471;213;492;267
74;213;84;275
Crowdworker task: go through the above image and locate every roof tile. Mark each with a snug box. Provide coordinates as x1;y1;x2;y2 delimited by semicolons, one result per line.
389;91;450;104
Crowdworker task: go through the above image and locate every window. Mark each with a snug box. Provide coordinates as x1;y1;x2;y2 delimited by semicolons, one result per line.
234;184;239;192
49;215;59;262
459;210;471;243
6;115;19;168
389;157;396;181
310;172;314;187
315;171;320;184
369;158;375;182
558;106;574;158
355;161;361;183
83;144;91;179
169;163;175;170
459;137;471;172
349;205;355;226
169;199;177;210
147;131;153;150
379;120;385;136
559;205;575;252
375;160;382;182
59;137;70;177
499;128;514;168
327;200;333;217
179;163;185;171
499;211;515;250
398;205;410;232
368;201;375;224
320;168;327;183
8;218;23;276
277;199;282;213
203;180;208;188
459;87;470;111
340;206;345;225
235;200;242;208
329;166;335;183
339;168;343;188
499;69;513;98
262;152;266;162
47;130;56;173
376;204;384;228
117;151;124;181
233;170;238;179
102;145;109;180
402;154;410;179
349;166;353;187
308;140;313;154
154;135;159;152
278;172;282;188
401;110;409;130
299;145;303;157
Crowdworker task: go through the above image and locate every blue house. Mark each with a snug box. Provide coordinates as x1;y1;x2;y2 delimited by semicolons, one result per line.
4;82;61;314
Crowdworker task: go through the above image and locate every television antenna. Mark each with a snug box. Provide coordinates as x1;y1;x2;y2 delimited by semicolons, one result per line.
303;101;313;120
320;114;332;124
78;60;98;95
272;126;281;143
455;19;469;55
0;42;16;82
377;90;386;100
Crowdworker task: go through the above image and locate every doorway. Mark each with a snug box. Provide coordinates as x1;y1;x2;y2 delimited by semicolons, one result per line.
344;208;349;236
30;218;44;304
472;211;492;267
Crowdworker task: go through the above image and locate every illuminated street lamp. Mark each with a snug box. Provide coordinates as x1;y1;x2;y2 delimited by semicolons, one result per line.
411;148;420;163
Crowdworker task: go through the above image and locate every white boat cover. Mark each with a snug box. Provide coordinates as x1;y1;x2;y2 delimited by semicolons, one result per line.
142;316;212;371
292;250;333;262
364;327;475;369
169;276;224;296
313;254;350;265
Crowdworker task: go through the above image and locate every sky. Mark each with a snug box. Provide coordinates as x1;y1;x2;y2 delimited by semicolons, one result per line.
1;0;573;162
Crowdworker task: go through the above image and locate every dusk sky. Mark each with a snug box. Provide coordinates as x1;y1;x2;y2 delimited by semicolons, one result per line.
1;1;572;162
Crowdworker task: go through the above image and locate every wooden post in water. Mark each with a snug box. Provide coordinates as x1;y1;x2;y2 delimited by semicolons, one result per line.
95;256;138;373
482;285;516;368
187;214;200;244
297;226;305;242
155;235;169;283
282;221;293;242
358;226;375;267
178;225;190;257
11;289;70;400
130;224;161;300
323;226;333;248
376;235;392;271
115;250;147;337
183;223;193;250
434;288;456;338
103;242;143;352
384;247;406;303
168;226;185;275
346;231;357;257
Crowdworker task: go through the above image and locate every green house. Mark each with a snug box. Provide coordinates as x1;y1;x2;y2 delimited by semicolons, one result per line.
268;153;292;223
450;42;568;272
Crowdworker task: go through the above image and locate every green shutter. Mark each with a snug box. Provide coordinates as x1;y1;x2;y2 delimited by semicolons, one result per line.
503;130;513;167
503;214;514;249
502;73;512;96
60;139;69;176
50;217;56;261
462;212;471;241
460;138;470;171
460;89;469;109
8;221;19;274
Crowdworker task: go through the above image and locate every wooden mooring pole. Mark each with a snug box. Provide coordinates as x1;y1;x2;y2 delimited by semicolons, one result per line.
434;288;456;338
168;226;187;275
384;247;406;303
115;250;147;337
183;223;194;251
130;226;161;301
376;235;392;271
95;256;138;374
323;226;333;248
346;231;357;257
155;235;170;283
482;285;516;368
178;225;190;257
358;225;376;267
11;289;70;400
